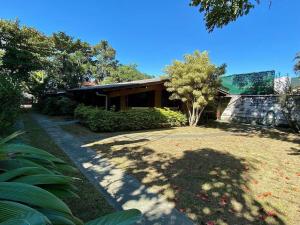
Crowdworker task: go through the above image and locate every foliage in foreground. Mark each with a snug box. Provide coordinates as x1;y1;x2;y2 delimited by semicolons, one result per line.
75;104;187;132
0;77;21;133
165;51;225;126
0;132;141;225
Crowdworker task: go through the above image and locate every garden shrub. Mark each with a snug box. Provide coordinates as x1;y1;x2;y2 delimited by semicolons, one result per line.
56;96;78;115
39;96;77;116
74;104;187;132
0;77;21;133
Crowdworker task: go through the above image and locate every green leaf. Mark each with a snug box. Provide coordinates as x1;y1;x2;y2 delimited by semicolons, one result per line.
12;174;74;186
0;144;65;163
44;187;79;199
0;182;72;214
0;200;50;225
0;159;57;174
85;209;141;225
0;131;24;146
39;209;83;225
43;183;79;192
0;167;52;182
55;163;78;173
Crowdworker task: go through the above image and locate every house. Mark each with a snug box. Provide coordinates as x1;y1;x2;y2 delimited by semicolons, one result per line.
67;78;228;119
68;78;183;111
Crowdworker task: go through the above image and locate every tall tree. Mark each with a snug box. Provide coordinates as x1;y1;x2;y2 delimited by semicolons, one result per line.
165;51;225;126
0;49;4;66
295;52;300;73
0;19;53;82
102;64;152;84
49;32;92;89
92;40;118;81
274;75;300;132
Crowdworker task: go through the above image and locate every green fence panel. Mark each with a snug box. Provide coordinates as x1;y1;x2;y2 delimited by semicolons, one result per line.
221;71;275;95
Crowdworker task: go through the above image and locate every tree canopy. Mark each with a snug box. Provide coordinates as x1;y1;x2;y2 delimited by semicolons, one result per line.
189;1;300;77
0;19;151;97
102;64;152;84
190;0;260;32
165;51;226;126
0;49;4;66
295;52;300;73
0;20;53;82
92;40;118;81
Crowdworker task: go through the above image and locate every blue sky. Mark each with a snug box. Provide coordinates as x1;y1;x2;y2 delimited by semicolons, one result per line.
1;0;299;76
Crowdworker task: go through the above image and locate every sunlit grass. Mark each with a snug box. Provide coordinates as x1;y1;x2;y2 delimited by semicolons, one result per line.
63;122;300;225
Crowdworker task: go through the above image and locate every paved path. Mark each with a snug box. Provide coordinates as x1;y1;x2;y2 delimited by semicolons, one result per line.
31;113;194;225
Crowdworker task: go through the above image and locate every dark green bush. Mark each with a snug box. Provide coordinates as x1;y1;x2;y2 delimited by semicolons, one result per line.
38;96;77;116
75;104;187;132
57;96;77;115
0;77;21;133
0;132;141;225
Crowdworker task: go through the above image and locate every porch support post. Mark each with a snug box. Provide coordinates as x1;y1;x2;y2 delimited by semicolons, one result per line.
154;89;162;108
216;97;222;120
120;95;127;111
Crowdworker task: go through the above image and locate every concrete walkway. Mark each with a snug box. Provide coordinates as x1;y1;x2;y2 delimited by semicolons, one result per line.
31;113;194;225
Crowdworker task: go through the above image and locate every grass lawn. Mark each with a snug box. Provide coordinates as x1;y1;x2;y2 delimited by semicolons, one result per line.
62;122;300;225
20;112;114;222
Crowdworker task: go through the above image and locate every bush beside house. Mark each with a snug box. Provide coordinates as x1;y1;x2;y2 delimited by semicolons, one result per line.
37;96;77;116
75;104;187;132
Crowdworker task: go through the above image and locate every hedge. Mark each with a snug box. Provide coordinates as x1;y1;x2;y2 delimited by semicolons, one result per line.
74;104;187;132
37;96;77;116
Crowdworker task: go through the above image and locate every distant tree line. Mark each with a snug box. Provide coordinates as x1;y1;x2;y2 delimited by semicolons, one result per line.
0;19;152;98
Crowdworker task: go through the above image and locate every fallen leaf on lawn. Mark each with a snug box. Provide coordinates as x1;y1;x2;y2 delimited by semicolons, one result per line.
206;221;215;225
241;184;250;192
196;193;209;201
266;211;277;217
243;164;250;171
219;195;228;207
257;192;272;199
296;172;300;176
259;215;267;221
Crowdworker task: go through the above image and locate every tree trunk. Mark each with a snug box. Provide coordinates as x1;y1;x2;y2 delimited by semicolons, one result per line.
281;108;300;133
280;96;300;133
188;106;205;126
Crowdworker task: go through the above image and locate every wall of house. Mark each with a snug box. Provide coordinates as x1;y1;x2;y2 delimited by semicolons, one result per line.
220;95;300;126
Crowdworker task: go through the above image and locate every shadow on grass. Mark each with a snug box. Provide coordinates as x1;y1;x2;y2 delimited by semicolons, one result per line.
202;121;300;145
288;147;300;156
89;138;286;225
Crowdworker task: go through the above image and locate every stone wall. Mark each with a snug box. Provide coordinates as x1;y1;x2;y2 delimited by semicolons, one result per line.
220;95;300;126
